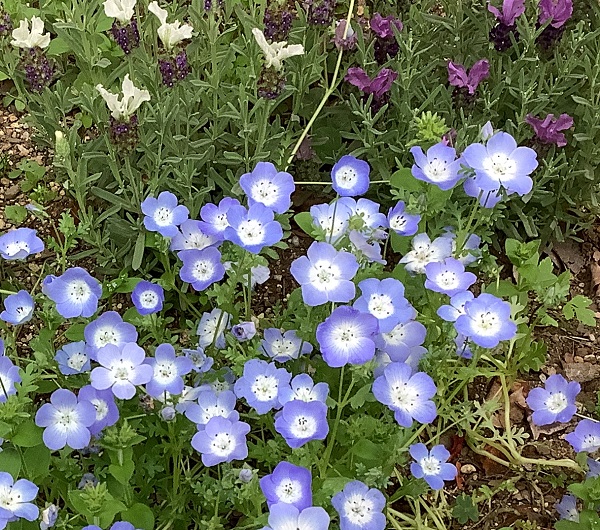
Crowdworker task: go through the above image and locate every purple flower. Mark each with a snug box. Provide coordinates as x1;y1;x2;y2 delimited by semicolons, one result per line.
279;374;329;405
224;203;283;254
310;199;354;244
290;242;358;306
145;343;194;398
141;191;189;238
555;495;579;522
263;503;330;530
437;291;474;322
260;329;313;362
387;201;420;236
525;113;574;147
526;374;580;425
78;385;119;436
331;155;370;197
463;177;503;208
424;258;477;296
200;197;241;240
410;143;463;191
90;343;153;400
178;247;225;291
353;198;387;230
239;468;254;483
376;320;427;362
170;220;219;251
43;267;102;319
316;306;379;368
191;416;250;466
333;19;357;50
0;290;34;325
370;13;403;38
565;419;600;453
454;293;517;348
240;162;295;214
409;443;457;490
232;322;257;342
260;462;312;510
0;356;21;402
349;231;385;265
84;311;138;359
0;228;44;260
197;308;231;349
539;0;573;28
345;67;397;99
372;362;437;427
40;504;58;530
55;342;90;375
183;347;214;373
274;400;329;448
234;359;290;414
185;389;239;428
35;389;96;450
109;19;140;55
131;280;164;315
399;233;453;275
587;458;600;478
447;60;490;95
488;0;525;25
0;472;38;527
331;480;386;530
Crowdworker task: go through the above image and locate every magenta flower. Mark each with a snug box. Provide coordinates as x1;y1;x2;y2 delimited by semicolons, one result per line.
447;60;490;95
488;0;525;25
525;113;574;147
370;13;403;38
539;0;573;28
346;67;398;99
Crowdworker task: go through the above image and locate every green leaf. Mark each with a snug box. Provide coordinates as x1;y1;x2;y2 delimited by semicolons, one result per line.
65;323;86;341
349;383;372;409
131;232;146;271
294;212;316;237
121;503;155;530
390;168;423;192
46;37;71;55
109;458;135;485
351;439;387;463
11;420;43;447
563;295;596;327
452;494;479;524
4;205;28;225
23;444;51;480
0;448;21;479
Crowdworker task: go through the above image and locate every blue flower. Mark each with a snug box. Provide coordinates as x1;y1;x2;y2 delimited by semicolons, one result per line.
234;359;290;414
40;504;58;530
131;280;164;315
387;201;420;236
0;472;38;527
182;347;214;372
191;416;250;466
0;290;34;325
409;443;457;490
331;155;370;196
84;311;138;360
555;494;579;522
184;389;239;428
239;468;254;483
274;400;329;448
310;199;354;244
141;191;189;237
55;341;90;375
225;203;283;254
260;461;312;510
232;321;257;342
197;308;231;349
0;228;44;260
240;161;295;214
587;458;600;478
316;306;378;368
290;242;358;307
375;320;427;362
565;419;600;453
170;219;219;251
279;374;329;405
424;258;477;296
200;197;241;240
263;503;330;530
78;385;119;436
0;356;21;402
352;199;387;230
437;291;474;322
399;233;453;275
526;374;580;426
178;247;226;291
43;267;102;319
374;347;426;378
410;142;463;190
145;343;194;398
331;480;386;530
260;329;313;362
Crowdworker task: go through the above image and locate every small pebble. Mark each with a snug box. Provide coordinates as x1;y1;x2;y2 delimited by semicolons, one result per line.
461;464;476;474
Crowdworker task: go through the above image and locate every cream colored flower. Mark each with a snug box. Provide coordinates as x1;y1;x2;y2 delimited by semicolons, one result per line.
96;74;150;120
103;0;137;24
148;2;193;50
11;17;51;49
252;28;304;71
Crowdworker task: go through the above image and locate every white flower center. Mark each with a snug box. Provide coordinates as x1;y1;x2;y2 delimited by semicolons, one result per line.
0;485;19;511
335;165;358;188
139;290;159;309
367;294;394;319
289;414;317;438
343;494;375;525
201;405;229;424
91;398;109;422
546;392;568;414
382;323;408;346
275;479;303;503
251;375;278;401
472;310;502;336
154;361;177;385
94;326;120;348
4;241;29;257
308;260;341;288
315;214;347;240
54;406;80;433
0;373;13;394
424;159;450;183
237;219;265;246
331;323;361;351
214;213;229;231
390;382;418;411
250;179;279;205
435;271;459;290
183;232;214;250
292;386;316;402
67;352;88;371
192;259;216;281
270;338;297;358
483;153;516;180
153;207;174;227
211;432;234;457
420;456;441;475
68;280;92;303
390;215;407;231
112;360;134;381
14;306;31;318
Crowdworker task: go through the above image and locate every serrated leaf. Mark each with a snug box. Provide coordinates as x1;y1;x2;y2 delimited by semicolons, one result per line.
349;383;372;409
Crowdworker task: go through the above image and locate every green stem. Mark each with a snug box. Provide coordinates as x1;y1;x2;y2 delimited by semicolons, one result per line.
0;289;17;296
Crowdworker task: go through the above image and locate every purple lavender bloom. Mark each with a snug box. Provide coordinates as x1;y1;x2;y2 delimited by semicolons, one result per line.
279;374;329;405
290;242;358;306
454;293;517;348
234;359;290;414
240;162;295;214
260;329;313;362
141;191;189;238
159;50;190;87
555;495;579;522
131;280;164;315
55;342;90;375
84;311;138;359
331;480;386;530
376;320;427;362
354;278;415;333
345;67;398;99
424;258;477;296
78;385;119;436
263;503;330;530
487;0;524;50
331;156;370;197
372;362;437;427
197;308;231;349
0;290;34;325
399;233;453;275
310;199;354;244
525;113;574;147
409;443;457;490
185;389;239;428
0;472;38;527
333;19;357;51
90;343;153;400
35;389;96;450
20;48;56;93
306;0;337;26
437;291;474;322
43;267;102;319
260;462;312;510
526;374;580;425
178;247;226;292
145;343;194;398
263;2;295;41
200;198;241;239
274;400;329;448
316;306;379;368
224;203;283;254
170;220;219;251
488;0;525;25
191;416;250;466
232;322;257;342
448;60;490;96
110;19;140;55
462;132;538;197
0;356;21;402
565;419;600;453
410;143;463;191
0;228;44;260
387;202;420;236
183;347;214;373
370;13;403;38
539;0;573;28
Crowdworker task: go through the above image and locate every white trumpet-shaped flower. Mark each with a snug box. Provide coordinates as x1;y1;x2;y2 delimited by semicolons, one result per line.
96;74;150;120
11;17;51;49
252;28;304;71
103;0;137;24
148;2;193;50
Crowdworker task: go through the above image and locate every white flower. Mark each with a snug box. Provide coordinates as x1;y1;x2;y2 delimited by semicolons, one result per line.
103;0;137;24
148;2;193;50
252;28;304;71
11;17;51;49
96;74;150;120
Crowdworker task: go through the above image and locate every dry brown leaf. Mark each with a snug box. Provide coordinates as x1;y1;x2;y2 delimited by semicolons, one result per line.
591;261;600;296
527;414;570;441
552;240;585;275
487;379;529;429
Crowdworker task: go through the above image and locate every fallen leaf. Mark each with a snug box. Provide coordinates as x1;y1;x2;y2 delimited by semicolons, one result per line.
552;240;585;275
455;461;465;490
487;379;529;429
591;261;600;296
480;445;507;476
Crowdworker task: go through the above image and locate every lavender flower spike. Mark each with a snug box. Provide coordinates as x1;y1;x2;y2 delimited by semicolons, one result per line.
525;113;574;147
447;60;490;95
539;0;573;28
488;0;525;26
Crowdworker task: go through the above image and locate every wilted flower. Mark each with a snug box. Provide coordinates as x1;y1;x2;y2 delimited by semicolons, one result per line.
197;308;231;349
555;494;579;522
232;322;257;342
525;113;574;147
40;504;58;530
333;19;357;51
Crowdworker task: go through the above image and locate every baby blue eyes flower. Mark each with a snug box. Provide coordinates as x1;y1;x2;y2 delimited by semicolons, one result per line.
225;203;283;254
145;343;194;398
290;242;358;307
331;480;386;530
310;199;354;244
200;197;241;239
424;258;477;296
260;329;313;362
240;161;295;214
0;290;34;325
35;389;96;450
565;419;600;453
279;374;329;405
263;503;330;530
43;267;102;319
387;201;420;236
78;385;119;436
234;359;290;414
84;311;138;359
55;341;90;375
131;280;164;315
274;400;329;448
260;462;312;511
555;494;579;522
526;374;580;426
0;356;21;402
409;443;457;490
232;321;257;342
437;291;474;322
0;228;44;260
178;247;226;291
183;347;214;373
184;389;239;427
376;319;427;362
399;233;453;275
410;143;463;190
372;362;437;427
191;416;251;466
316;306;378;368
331;155;370;197
141;191;189;238
197;308;231;349
170;219;219;251
40;504;58;530
0;472;39;527
454;293;517;348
